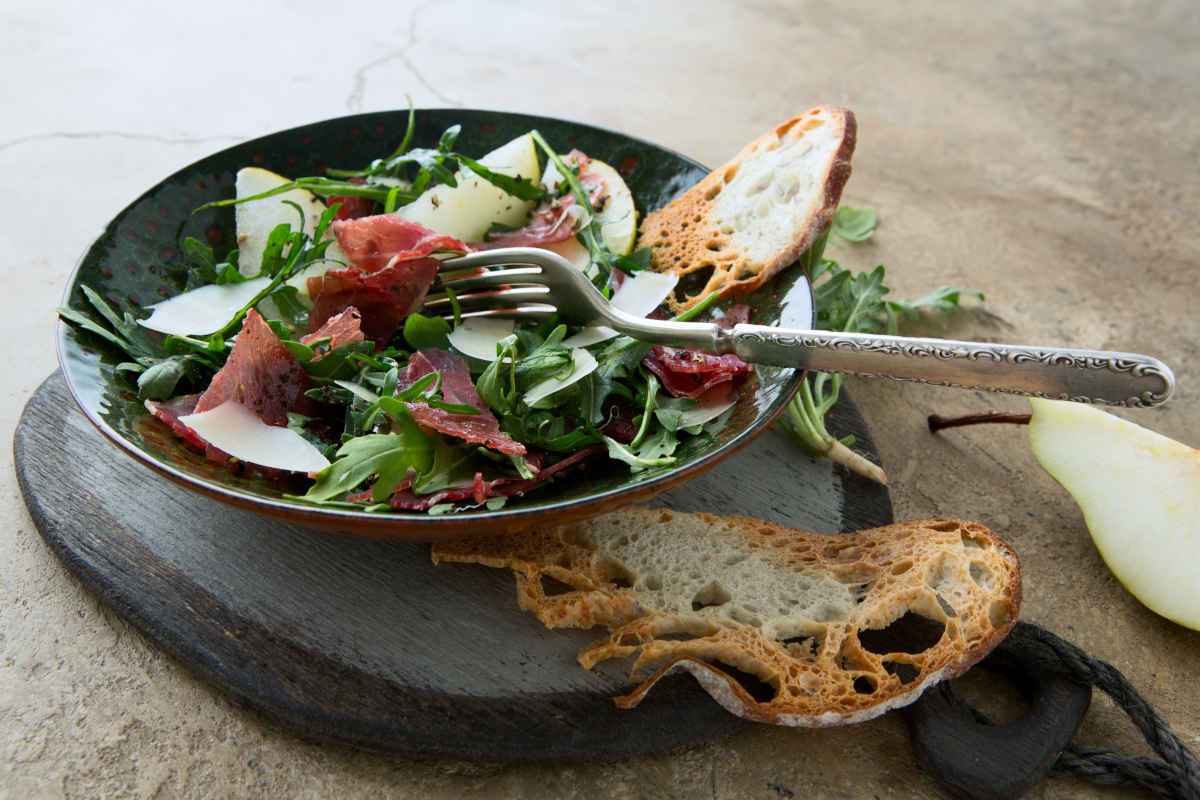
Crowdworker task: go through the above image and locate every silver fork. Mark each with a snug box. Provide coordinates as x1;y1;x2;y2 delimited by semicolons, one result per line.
426;247;1176;408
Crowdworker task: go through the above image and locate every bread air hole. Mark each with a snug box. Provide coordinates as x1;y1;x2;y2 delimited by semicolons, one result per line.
704;183;722;201
539;574;577;597
853;675;877;695
710;660;778;703
969;562;993;591
691;581;732;612
961;530;987;549
654;621;718;642
597;558;635;589
858;612;946;656
673;264;715;304
781;635;820;660
883;661;920;685
723;163;739;183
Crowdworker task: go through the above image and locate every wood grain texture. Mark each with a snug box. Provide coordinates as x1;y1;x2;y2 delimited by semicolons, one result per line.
15;371;892;762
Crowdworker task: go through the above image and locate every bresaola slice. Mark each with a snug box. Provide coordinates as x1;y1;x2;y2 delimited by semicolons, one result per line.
330;214;467;273
300;306;364;358
473;194;580;249
195;309;313;425
307;215;468;344
643;346;753;399
144;394;207;451
387;445;603;510
403;348;526;456
308;259;439;345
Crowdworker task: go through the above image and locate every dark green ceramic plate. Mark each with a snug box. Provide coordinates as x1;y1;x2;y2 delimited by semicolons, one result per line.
57;109;813;540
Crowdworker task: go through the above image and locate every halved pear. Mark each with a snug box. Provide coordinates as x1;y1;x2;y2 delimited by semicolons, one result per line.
397;133;541;242
1028;398;1200;630
234;167;345;277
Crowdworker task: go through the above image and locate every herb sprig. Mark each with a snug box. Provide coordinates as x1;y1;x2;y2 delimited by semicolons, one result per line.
781;207;983;482
204;109;545;217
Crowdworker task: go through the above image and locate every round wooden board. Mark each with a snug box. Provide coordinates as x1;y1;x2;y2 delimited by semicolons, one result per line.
15;371;893;762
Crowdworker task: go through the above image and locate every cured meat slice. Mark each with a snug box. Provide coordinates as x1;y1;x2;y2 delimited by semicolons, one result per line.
308;215;467;344
299;306;364;358
307;259;439;345
387;445;603;510
195;309;311;426
330;214;466;273
402;349;526;456
144;394;206;451
474;150;607;249
642;346;753;399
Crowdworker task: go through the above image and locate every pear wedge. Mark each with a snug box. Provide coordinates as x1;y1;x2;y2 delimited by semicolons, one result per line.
397;133;540;242
1028;398;1200;630
235;167;345;277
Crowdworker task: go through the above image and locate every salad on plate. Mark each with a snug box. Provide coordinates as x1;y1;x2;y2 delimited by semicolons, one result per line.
59;112;756;514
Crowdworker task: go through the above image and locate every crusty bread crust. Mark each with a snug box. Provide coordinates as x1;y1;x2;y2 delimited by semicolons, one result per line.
638;108;857;314
433;509;1021;727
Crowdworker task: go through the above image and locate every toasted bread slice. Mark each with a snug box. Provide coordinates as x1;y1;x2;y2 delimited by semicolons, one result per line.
639;107;856;314
433;509;1020;727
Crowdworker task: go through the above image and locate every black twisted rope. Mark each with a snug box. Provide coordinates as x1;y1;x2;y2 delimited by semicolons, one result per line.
958;622;1200;799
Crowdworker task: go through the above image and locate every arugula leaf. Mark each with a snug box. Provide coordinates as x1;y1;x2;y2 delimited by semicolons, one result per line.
196;177;404;212
602;427;679;471
410;437;476;495
403;313;451;350
831;206;877;242
513;325;572;389
136;356;190;401
629;372;659;448
178;237;244;289
303;425;432;502
653;395;696;432
208;204;339;339
457;154;545;201
59;286;219;400
780;206;981;483
427;399;479;415
889;286;985;322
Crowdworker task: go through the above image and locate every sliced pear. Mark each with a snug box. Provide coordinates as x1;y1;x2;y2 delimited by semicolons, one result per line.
587;159;637;256
543;158;637;256
1028;398;1200;630
397;133;541;242
235;167;343;276
537;236;591;271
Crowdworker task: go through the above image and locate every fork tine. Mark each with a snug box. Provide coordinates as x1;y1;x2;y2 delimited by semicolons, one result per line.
441;250;547;272
441;304;558;322
424;286;551;310
435;266;544;292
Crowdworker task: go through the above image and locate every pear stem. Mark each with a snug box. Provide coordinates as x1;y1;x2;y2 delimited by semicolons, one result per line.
927;411;1032;434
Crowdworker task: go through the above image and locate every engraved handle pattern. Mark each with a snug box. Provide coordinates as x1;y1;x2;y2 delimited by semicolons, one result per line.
724;326;1175;408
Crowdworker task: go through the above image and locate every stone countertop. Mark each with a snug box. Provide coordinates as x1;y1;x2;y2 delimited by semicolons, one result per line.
3;1;1198;797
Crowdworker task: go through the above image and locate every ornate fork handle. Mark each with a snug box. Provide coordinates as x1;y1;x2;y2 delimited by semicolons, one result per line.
720;326;1176;408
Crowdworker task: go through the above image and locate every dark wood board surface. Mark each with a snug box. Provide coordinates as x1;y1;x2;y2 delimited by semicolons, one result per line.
15;371;892;762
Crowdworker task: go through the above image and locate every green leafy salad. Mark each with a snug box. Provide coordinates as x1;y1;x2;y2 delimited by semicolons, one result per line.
60;111;977;513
